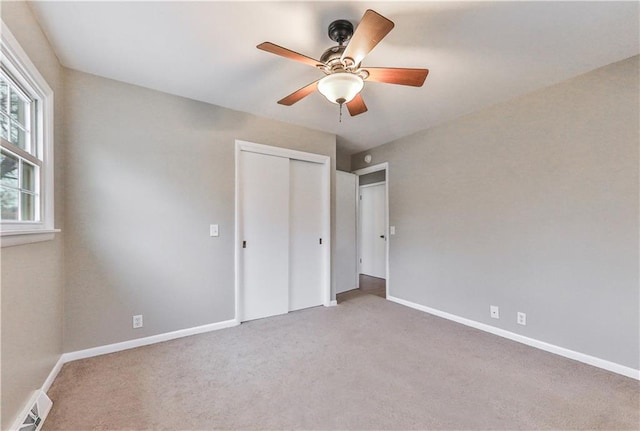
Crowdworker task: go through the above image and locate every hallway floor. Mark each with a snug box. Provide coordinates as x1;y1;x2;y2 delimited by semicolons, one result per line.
336;274;386;303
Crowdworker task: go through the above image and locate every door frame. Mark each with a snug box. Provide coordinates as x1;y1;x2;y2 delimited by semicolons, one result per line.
353;162;389;298
234;140;332;322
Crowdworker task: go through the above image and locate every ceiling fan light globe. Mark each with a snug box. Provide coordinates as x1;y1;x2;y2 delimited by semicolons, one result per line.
317;73;364;105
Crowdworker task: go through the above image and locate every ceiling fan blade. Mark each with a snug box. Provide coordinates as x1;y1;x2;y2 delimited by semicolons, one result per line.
277;80;320;106
341;10;394;67
346;93;368;116
365;67;429;87
257;42;323;68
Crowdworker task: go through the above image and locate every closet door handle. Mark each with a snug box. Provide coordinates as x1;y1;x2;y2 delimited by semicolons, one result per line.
379;235;385;239
242;241;247;248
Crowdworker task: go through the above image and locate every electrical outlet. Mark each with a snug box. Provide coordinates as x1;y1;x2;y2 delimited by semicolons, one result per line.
133;314;143;329
490;305;499;319
517;312;526;326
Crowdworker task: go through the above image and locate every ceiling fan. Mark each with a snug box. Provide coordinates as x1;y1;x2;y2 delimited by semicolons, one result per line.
257;9;429;118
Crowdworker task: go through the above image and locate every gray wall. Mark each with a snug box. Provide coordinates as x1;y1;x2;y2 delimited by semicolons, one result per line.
1;2;66;429
336;146;351;172
63;69;336;352
352;56;639;370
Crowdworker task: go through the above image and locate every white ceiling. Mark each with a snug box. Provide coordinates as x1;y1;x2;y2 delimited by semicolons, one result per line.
28;1;639;154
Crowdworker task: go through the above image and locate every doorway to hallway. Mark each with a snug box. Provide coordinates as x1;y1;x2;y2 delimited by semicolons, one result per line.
351;162;389;302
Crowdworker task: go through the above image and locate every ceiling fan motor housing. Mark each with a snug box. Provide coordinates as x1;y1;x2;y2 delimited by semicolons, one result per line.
320;45;346;70
328;19;354;45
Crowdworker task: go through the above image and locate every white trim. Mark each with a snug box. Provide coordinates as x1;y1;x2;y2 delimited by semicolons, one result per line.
353;162;390;297
42;355;65;394
328;300;338;306
63;319;239;363
0;229;60;247
234;140;332;322
387;295;640;380
237;140;328;164
0;21;57;244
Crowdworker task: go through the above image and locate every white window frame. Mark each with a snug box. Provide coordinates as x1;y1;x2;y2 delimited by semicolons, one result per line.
1;22;58;247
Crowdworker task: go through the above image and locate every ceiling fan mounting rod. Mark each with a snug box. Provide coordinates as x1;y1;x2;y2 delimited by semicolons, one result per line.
328;19;354;46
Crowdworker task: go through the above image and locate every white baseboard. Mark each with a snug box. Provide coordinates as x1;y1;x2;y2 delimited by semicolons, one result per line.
387;295;639;380
42;355;65;393
328;300;338;306
63;318;239;363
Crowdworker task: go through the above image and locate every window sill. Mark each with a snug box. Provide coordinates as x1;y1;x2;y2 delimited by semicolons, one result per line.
1;228;61;247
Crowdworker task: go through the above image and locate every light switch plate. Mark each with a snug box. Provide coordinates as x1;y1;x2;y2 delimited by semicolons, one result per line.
390;226;396;235
210;224;219;237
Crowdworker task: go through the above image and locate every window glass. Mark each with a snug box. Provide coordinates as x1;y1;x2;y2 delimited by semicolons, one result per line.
10;123;26;150
0;113;8;141
0;80;7;109
22;161;35;191
21;191;34;220
0;186;18;220
0;72;31;152
0;150;18;187
10;89;26;125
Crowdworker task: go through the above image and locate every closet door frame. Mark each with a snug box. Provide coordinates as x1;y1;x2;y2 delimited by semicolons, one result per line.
234;140;331;321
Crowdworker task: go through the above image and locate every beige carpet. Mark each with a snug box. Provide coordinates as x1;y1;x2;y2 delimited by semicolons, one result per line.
44;292;639;430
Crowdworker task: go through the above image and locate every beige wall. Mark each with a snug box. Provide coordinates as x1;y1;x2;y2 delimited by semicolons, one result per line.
352;56;639;369
1;2;66;429
63;69;336;352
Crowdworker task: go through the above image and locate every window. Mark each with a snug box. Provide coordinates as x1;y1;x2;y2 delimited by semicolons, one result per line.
1;22;57;246
1;70;39;222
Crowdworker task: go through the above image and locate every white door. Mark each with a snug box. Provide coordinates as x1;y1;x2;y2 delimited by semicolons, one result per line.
289;159;324;311
239;151;290;321
359;183;386;278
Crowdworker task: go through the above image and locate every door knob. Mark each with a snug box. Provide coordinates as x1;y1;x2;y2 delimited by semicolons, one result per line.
379;235;385;239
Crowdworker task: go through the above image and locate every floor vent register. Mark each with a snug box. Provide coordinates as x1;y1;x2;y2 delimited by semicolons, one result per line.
15;390;52;431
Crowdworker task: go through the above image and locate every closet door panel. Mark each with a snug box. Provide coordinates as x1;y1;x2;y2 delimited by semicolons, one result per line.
289;159;324;311
239;151;290;321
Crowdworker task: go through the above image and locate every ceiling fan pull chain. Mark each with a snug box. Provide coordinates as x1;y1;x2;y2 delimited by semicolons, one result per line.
339;102;343;123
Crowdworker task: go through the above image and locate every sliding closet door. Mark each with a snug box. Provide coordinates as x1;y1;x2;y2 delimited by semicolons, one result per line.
289;159;325;311
239;151;290;321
